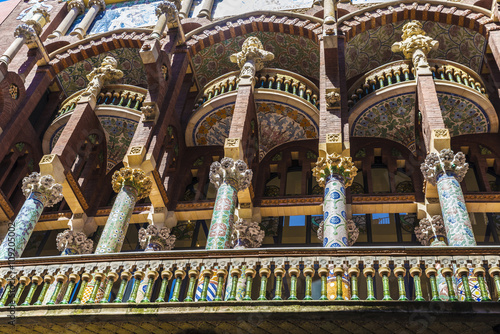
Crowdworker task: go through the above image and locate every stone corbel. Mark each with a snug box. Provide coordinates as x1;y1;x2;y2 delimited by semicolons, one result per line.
319;133;345;158
224;138;243;161
67;213;97;237
325;88;340;109
140;102;160;123
430;128;450;153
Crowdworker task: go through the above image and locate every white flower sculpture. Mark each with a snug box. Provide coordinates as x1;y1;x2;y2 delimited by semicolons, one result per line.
230;218;264;249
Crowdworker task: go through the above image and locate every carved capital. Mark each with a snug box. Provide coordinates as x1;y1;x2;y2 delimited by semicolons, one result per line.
14;24;37;44
312;153;357;187
68;0;85;14
112;167;152;199
89;0;106;11
138;224;176;251
325;88;340;108
155;0;180;22
420;149;468;185
32;7;51;22
415;215;447;246
209;158;252;192
231;218;264;249
56;229;93;255
21;172;63;207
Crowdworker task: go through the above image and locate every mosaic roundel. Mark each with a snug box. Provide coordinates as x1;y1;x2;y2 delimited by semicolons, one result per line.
50;116;138;173
193;101;318;159
345;20;486;80
438;92;490;136
192;31;319;87
351;93;416;154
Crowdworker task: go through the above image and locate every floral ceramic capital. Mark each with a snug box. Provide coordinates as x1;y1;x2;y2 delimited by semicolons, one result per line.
155;0;180;22
112;167;153;200
56;229;94;255
230;37;274;82
230;218;264;249
391;21;439;75
415;215;447;246
209;157;252;192
312;153;358;187
138;224;176;251
21;172;63;207
317;219;359;246
420;149;468;186
81;56;123;100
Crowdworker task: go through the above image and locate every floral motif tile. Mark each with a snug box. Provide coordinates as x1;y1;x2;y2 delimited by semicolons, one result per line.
56;48;147;97
345;20;486;80
437;92;489;136
351;93;416;154
193;101;318;160
192;31;319;87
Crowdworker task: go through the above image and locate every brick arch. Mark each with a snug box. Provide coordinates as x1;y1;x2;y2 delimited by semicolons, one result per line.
337;1;500;41
185;12;323;57
47;29;151;76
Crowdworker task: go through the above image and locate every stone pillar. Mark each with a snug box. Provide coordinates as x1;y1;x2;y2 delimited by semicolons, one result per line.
197;0;214;18
421;149;476;246
323;0;335;24
230;218;264;249
179;0;193;18
0;173;63;259
313;153;357;247
95;167;152;254
48;0;85;39
70;0;106;39
206;158;252;250
138;224;176;251
415;215;447;246
150;0;180;40
55;229;93;255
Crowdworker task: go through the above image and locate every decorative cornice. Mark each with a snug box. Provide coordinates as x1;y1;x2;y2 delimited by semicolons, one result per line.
464;193;500;201
260;197;323;206
312;153;357;187
351;195;416;203
112;167;152;200
175;202;215;211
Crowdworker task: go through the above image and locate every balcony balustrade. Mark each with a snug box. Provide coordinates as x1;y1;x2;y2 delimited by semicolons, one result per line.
56;84;147;119
0;247;499;307
347;60;487;109
193;68;320;111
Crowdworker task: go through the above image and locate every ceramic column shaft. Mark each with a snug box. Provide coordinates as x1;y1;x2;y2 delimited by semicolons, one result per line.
322;174;349;247
206;179;238;250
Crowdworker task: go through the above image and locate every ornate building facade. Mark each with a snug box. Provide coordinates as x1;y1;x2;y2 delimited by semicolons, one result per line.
0;0;499;332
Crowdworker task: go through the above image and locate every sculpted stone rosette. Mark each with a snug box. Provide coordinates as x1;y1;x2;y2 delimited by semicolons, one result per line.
209;158;252;192
230;218;264;249
56;229;93;255
138;224;176;251
312;153;358;187
415;215;447;246
317;219;359;246
420;149;468;185
112;167;152;199
22;172;63;207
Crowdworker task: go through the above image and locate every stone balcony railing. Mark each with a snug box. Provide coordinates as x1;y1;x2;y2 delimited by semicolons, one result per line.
56;84;147;119
347;59;487;109
193;68;320;111
0;247;499;308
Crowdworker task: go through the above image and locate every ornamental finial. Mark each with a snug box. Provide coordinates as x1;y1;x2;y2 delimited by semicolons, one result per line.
111;167;152;199
312;153;357;187
420;149;468;185
21;172;63;207
209;158;252;192
391;21;439;75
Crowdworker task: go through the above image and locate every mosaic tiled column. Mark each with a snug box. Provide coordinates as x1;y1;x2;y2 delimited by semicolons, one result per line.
421;149;476;246
415;215;447;246
0;173;63;259
206;158;252;250
56;229;94;255
95;167;152;254
312;153;358;247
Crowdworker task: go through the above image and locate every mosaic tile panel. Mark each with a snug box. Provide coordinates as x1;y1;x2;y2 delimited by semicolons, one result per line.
345;20;486;79
327;269;351;300
323;175;348;248
192;31;319;87
206;181;238;250
193;101;318;159
50;116;138;174
351;93;416;154
438;92;490;136
210;0;314;19
57;48;147;97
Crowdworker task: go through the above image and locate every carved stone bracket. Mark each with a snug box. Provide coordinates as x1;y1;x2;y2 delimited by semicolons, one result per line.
415;215;447;246
421;149;468;185
312;153;357;187
140;102;159;122
209;158;252;192
111;167;153;200
21;172;63;207
230;218;264;249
